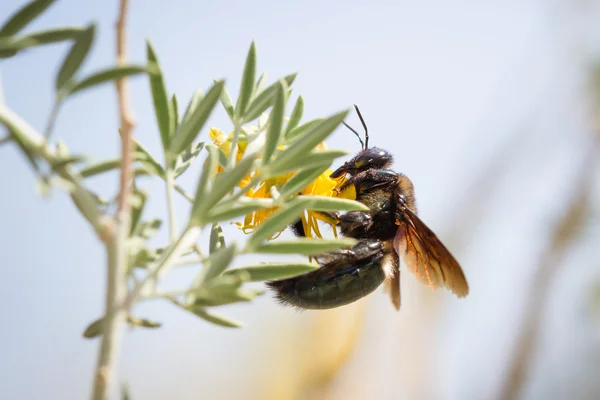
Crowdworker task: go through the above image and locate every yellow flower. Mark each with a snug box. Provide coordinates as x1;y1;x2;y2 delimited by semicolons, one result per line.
209;126;357;240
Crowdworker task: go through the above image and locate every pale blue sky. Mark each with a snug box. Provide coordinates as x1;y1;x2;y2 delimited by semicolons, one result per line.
2;1;600;399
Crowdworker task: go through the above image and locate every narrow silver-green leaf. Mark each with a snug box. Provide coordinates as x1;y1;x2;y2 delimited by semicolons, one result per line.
262;80;286;164
0;27;85;58
55;24;95;91
235;42;257;119
170;80;224;156
209;223;225;254
0;0;55;37
193;286;263;307
135;139;165;176
189;307;243;328
243;73;297;123
196;152;257;217
190;145;218;225
204;199;274;223
69;65;151;95
137;219;162;240
173;142;204;178
181;89;203;127
284;118;323;142
170;93;179;140
254;238;356;255
199;244;237;283
204;200;273;224
129;190;148;235
146;41;171;150
265;149;348;176
224;262;318;281
296;195;369;211
254;72;267;98
215;146;228;169
269;110;348;172
246;197;314;249
283;95;304;137
216;81;234;120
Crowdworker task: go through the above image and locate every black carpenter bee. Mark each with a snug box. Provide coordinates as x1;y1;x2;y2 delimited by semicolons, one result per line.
267;105;469;310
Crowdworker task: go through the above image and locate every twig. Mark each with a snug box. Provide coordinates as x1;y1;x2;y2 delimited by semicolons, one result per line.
92;1;134;399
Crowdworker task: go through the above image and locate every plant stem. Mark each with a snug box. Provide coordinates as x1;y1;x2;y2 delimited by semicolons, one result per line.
92;0;134;398
165;169;177;243
44;97;62;140
92;219;128;400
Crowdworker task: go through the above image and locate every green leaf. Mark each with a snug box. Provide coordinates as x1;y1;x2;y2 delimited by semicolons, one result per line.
170;80;224;157
135;139;165;176
285;118;323;142
246;197;315;249
204;198;274;224
192;286;263;307
181;89;203;127
129;190;148;235
209;223;225;254
223;262;318;281
170;93;179;139
198;244;237;283
173;142;204;178
146;41;171;151
243;73;297;123
235;42;257;120
254;238;356;255
82;315;162;339
278;163;331;199
215;146;228;169
79;147;163;178
195;153;257;220
188;307;243;328
137;219;162;240
283;95;304;137
269;110;348;172
82;317;104;339
126;316;162;329
254;72;267;98
0;0;55;37
265;149;348;176
190;145;218;225
262;80;286;163
216;81;234;120
69;65;151;95
295;195;368;211
56;24;95;91
0;27;85;58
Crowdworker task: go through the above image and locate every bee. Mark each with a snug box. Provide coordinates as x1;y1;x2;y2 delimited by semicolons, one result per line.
267;105;469;310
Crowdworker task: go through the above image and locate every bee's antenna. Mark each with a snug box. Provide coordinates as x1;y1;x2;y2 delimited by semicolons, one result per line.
353;104;369;149
342;122;365;150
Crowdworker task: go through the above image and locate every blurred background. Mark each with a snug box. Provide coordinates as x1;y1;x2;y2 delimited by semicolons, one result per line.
2;0;600;399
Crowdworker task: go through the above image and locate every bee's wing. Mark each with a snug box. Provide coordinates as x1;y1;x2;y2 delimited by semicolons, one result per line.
393;208;469;297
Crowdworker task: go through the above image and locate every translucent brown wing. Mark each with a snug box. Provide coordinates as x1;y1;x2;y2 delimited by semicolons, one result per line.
393;208;469;297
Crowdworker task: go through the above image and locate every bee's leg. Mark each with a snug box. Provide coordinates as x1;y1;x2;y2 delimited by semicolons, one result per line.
315;239;383;263
318;210;373;237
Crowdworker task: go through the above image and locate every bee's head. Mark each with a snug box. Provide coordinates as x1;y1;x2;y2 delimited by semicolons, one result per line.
330;105;393;178
330;147;393;178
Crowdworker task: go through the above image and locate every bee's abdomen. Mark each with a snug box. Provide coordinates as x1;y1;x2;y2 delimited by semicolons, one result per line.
266;254;386;310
